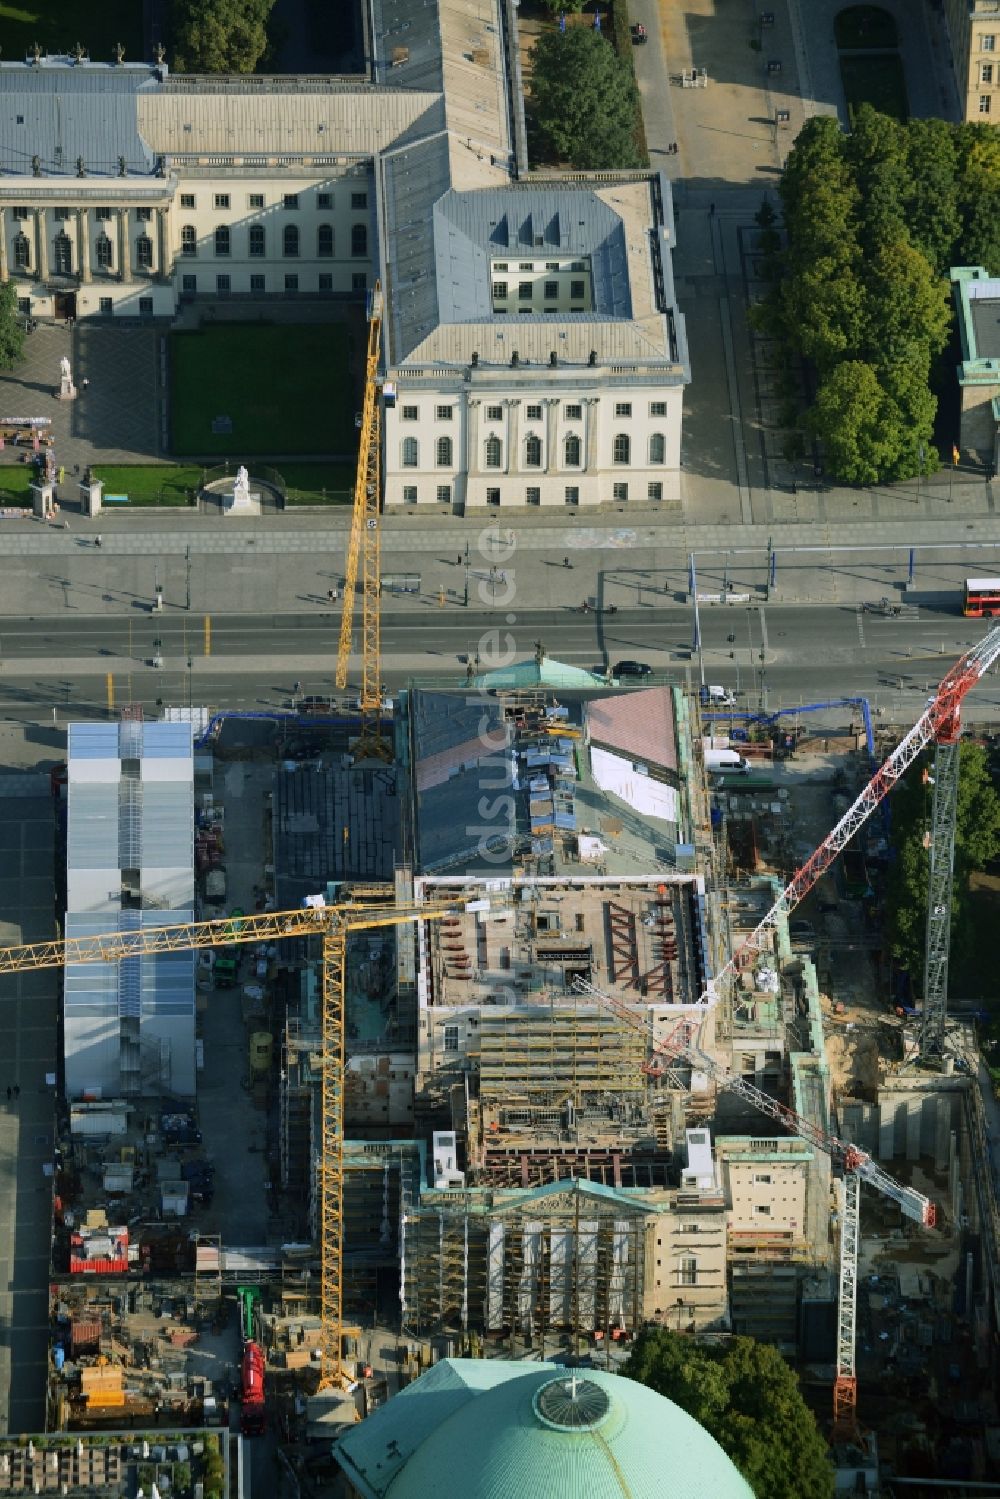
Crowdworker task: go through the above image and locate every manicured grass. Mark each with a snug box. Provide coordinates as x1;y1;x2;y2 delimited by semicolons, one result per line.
834;5;899;50
280;462;355;504
170;323;357;459
840;53;909;122
0;465;34;503
0;0;141;63
91;465;201;506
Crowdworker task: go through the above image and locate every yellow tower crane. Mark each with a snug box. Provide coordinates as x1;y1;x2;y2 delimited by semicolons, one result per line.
0;888;474;1390
336;281;390;763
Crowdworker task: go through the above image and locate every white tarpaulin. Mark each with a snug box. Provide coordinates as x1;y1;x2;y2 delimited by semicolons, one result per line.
590;747;677;822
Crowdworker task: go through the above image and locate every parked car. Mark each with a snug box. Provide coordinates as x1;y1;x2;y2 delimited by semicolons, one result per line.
612;660;652;679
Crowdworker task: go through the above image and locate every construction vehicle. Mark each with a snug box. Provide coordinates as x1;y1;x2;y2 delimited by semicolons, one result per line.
240;1339;266;1436
336;281;390;763
0;888;479;1391
575;623;1000;1436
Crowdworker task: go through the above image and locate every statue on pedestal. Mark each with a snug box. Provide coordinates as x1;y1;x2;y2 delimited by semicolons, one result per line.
58;355;76;401
234;465;250;506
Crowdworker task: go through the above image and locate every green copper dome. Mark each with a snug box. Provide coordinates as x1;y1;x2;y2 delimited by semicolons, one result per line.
334;1358;756;1499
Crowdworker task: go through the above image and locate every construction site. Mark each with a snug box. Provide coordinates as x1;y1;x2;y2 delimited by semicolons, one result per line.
0;285;997;1499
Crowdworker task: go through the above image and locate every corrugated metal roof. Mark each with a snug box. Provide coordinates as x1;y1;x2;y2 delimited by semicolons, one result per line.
335;1359;754;1499
140;780;193;873
0;63;158;177
67;784;120;870
68;723;120;763
63;911;194;1019
141;722;193;758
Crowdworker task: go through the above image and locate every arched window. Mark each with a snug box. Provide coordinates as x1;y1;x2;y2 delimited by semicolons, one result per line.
53;232;72;275
135;234;153;270
214;225;230;257
96;233;113;270
648;432;666;465
283;224;299;258
317;224;334;258
351;223;367;257
564;433;581;467
525;434;542;468
402;437;419;468
436;435;453;467
613;433;631;465
181;224;196;257
249;225;265;257
485;434;502;469
13;233;30;271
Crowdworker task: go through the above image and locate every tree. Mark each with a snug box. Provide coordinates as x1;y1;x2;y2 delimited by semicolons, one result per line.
625;1328;834;1499
530;26;642;170
806;361;906;486
171;0;273;74
0;281;25;371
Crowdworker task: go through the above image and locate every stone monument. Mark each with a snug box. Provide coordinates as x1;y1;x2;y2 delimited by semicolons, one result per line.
225;463;256;514
58;356;76;402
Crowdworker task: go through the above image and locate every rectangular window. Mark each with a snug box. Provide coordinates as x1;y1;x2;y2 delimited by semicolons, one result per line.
648;482;663;501
545;261;559;270
443;1024;460;1052
435;405;453;420
492;282;508;300
486;487;501;507
318;273;332;292
565;404;582;420
352;272;367;291
565;486;579;506
495;262;508;272
679;1258;698;1287
615;402;632;418
54;206;70;221
984;33;997;51
403;485;418;503
138;296;153;315
519;261;532;270
437;484;452;504
526;486;540;505
518;282;532;300
216;275;230;294
250;273;265;293
753;1173;772;1184
983;63;994;82
180;194;196;209
526;404;542;420
99;296;113;314
317;191;332;209
96;205;114;221
12;207;29;221
402;405;419;421
352;191;368;209
650;401;667;417
182;274;197;293
282;193;299;210
248;193;265;209
136;207;152;223
613;482;628;502
284;273;299;292
487;404;503;421
544;280;558;299
571;279;585;298
214;194;230;210
981;94;993;113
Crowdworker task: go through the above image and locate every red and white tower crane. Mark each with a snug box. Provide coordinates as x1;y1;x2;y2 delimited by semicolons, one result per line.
574;622;1000;1434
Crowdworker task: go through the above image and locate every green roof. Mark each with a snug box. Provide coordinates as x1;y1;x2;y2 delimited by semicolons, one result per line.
473;656;607;690
334;1359;755;1499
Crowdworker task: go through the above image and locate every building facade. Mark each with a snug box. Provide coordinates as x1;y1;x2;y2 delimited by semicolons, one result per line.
944;0;1000;121
0;0;688;510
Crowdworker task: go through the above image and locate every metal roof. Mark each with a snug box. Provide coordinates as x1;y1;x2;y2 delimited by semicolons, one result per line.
0;62;158;177
585;687;677;774
64;911;194;1019
334;1359;755;1499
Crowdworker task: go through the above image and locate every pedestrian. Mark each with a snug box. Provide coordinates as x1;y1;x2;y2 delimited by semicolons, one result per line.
81;377;89;391
293;680;301;695
12;1085;18;1100
457;554;462;565
709;202;715;216
58;466;65;484
95;534;103;548
327;589;334;604
563;556;572;569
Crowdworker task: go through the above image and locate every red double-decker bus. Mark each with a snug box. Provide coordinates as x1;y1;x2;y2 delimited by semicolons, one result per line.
963;577;1000;617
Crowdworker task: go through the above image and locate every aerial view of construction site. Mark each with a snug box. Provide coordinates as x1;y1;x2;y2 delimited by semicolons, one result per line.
1;306;1000;1499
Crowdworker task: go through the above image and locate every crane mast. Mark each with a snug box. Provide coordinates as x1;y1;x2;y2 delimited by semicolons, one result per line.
336;281;390;762
920;741;961;1061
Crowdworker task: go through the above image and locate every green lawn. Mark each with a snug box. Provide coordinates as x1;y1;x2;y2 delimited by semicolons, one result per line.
840;53;909;122
91;465;201;506
0;0;141;62
280;462;355;504
170;323;357;459
834;5;899;50
0;465;34;503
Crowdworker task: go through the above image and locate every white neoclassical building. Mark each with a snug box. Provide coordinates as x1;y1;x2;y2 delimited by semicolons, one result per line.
0;0;689;510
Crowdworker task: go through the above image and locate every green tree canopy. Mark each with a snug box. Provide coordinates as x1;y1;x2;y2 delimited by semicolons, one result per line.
171;0;273;73
0;281;25;371
530;26;642;170
806;361;907;485
625;1328;834;1499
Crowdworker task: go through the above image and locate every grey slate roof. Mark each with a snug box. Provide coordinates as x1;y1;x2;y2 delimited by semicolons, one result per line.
0;63;158;176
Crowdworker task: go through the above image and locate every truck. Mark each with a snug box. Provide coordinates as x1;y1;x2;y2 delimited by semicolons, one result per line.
704;747;751;773
240;1340;266;1436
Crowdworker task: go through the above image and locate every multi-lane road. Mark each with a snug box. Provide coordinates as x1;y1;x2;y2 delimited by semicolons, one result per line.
2;599;997;724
